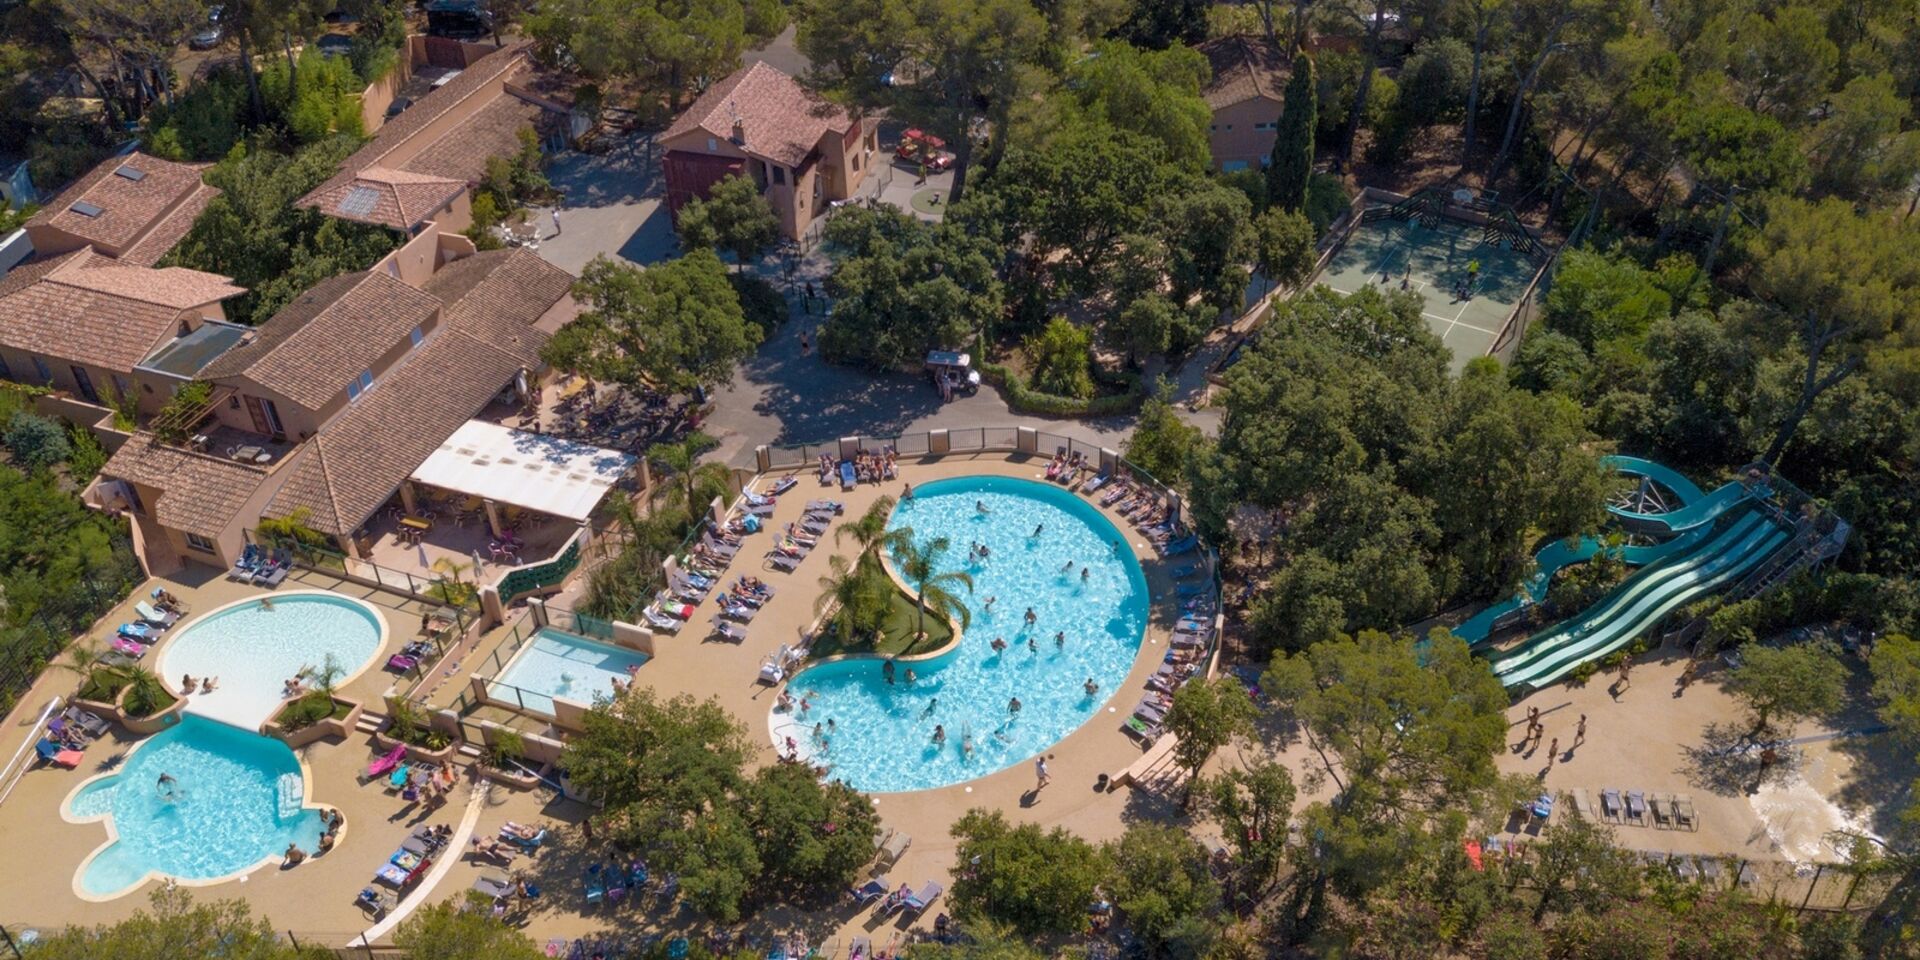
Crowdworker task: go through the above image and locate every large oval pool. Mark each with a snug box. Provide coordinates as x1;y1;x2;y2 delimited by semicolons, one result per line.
158;591;387;728
777;476;1150;792
65;714;326;897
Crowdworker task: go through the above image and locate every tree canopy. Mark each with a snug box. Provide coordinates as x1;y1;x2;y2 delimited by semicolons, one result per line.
542;250;764;395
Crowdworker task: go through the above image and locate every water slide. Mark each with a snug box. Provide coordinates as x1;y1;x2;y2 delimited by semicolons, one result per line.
1451;522;1714;644
1489;509;1791;690
1600;455;1704;503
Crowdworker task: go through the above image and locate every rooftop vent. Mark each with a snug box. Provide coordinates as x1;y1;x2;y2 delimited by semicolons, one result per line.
70;201;103;217
114;165;147;181
337;185;381;218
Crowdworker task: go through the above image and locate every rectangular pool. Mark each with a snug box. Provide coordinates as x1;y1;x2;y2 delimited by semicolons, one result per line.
489;627;648;715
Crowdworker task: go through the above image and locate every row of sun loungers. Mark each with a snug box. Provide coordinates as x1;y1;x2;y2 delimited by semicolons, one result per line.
227;544;293;586
1590;787;1699;830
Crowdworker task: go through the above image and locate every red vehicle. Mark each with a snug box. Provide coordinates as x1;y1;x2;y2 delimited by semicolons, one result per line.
895;128;954;171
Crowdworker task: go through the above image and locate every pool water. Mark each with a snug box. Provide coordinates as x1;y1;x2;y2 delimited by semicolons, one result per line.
66;715;325;897
778;476;1149;792
491;628;650;715
158;592;386;728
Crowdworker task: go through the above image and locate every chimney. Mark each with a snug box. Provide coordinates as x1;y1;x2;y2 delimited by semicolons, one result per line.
727;101;745;146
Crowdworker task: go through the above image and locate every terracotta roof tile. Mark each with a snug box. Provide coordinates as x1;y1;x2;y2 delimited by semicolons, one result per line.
1196;36;1291;111
200;271;442;409
118;181;222;267
102;432;270;538
27;153;213;253
662;62;855;168
299;166;467;232
0;249;243;372
301;43;537;204
400;94;544;184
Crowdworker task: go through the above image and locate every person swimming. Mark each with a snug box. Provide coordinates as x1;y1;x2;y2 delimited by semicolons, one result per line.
991;637;1007;652
984;596;996;611
1008;697;1022;714
976;500;989;514
1081;567;1090;583
157;772;177;791
905;668;918;684
1027;636;1038;653
932;725;946;744
1085;678;1099;696
1031;523;1044;538
1055;631;1066;648
1024;608;1037;626
923;699;938;718
1060;559;1074;573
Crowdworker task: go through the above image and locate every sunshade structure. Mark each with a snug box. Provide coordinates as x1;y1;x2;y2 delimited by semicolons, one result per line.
410;420;635;521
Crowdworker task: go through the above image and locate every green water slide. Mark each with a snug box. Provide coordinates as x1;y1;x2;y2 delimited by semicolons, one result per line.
1489;509;1790;690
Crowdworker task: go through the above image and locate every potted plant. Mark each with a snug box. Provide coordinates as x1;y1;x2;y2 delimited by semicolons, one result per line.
478;727;539;789
375;696;457;763
265;654;363;746
118;666;185;733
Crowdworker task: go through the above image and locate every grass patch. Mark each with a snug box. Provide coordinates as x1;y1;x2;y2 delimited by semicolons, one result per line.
275;691;352;731
811;584;958;660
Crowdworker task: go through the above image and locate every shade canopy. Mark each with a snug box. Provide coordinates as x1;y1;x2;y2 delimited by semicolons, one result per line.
410;420;635;522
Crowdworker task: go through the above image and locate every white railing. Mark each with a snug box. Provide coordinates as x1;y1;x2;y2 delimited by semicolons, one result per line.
0;696;65;808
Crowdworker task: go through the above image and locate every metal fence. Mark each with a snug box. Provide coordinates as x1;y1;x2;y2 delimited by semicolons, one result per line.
247;530;482;634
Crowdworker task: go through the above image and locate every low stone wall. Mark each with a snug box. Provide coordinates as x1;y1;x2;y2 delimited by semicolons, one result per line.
263;696;365;749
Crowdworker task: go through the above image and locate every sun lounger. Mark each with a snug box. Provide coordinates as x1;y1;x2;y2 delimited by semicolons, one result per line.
1651;795;1675;829
806;499;843;514
720;601;758;623
839;461;857;489
1133;698;1168;722
110;636;147;657
254;550;293;587
768;552;803;572
1600;788;1623;822
36;739;83;768
901;881;943;915
849;937;873;960
758;656;785;685
118;622;162;643
877;830;911;866
367;744;406;779
384;763;411;792
228;544;264;580
1123;715;1162;743
474;872;514;898
741;500;776;517
643;606;682;632
134;600;179;626
62;706;110;738
1162;536;1199;556
850;878;889;905
799;517;830;535
501;824;548;848
769;476;798;496
1699;856;1723;886
1673;793;1697;831
1625;790;1648;824
1672;855;1700;882
702;536;741;558
1571;788;1597;821
713;619;748;642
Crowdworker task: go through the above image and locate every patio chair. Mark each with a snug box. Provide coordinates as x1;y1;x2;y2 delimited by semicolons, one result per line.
1570;788;1597;821
712;619;748;642
1673;794;1698;831
1699;856;1724;886
1625;790;1648;825
1651;795;1674;829
227;544;263;580
877;830;911;867
805;500;843;514
849;937;872;960
850;879;889;906
767;552;802;572
900;882;943;916
62;706;110;738
1672;855;1700;882
1600;788;1623;822
642;606;681;633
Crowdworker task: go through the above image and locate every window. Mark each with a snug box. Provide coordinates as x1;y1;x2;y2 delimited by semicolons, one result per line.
31;355;51;382
707;137;718;152
346;369;374;401
70;365;99;404
772;166;786;185
113;375;131;399
410;326;425;348
1223;124;1233;131
184;533;216;553
1254;121;1277;131
1208;124;1218;132
852;154;860;172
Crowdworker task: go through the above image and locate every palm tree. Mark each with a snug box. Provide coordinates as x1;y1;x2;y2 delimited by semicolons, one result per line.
121;666;171;718
834;496;899;559
650;431;725;510
313;653;345;712
816;554;886;639
891;533;973;640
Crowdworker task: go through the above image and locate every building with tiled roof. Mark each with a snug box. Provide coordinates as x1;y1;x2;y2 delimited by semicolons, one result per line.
1194;36;1292;172
24;152;221;265
0;247;244;413
660;61;878;241
94;244;577;571
296;41;562;236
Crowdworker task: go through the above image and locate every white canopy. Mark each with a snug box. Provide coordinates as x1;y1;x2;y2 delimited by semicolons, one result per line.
410;420;636;522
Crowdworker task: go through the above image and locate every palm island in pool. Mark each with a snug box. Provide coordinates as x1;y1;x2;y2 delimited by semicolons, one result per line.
776;476;1150;793
63;592;384;898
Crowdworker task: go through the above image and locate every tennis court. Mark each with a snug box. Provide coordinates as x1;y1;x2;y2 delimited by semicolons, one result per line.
1318;215;1541;373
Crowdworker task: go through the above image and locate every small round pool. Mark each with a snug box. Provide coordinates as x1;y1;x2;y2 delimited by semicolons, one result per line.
158;591;387;728
777;476;1150;792
65;715;326;898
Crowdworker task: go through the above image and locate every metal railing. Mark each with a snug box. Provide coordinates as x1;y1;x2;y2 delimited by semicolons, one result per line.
246;530;482;633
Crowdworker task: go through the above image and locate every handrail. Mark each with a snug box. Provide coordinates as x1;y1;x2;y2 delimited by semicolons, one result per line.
0;696;65;808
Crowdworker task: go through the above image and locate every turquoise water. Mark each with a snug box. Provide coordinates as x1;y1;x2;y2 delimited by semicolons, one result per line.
491;628;650;714
778;476;1149;792
67;715;324;896
158;593;385;728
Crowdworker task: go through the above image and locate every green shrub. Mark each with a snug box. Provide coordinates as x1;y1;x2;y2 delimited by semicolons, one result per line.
121;669;176;719
729;274;788;335
1304;173;1352;234
277;690;348;731
977;361;1146;417
4;413;70;469
67;427;107;480
1567;660;1598;687
484;728;527;769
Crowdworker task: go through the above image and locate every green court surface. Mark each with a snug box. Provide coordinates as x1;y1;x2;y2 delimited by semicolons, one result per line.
1318;216;1539;373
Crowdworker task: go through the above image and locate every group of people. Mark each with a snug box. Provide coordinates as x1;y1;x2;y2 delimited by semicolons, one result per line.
852;447;897;484
179;673;219;694
284;810;346;865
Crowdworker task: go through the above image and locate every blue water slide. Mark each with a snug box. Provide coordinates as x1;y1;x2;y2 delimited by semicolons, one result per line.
1491;511;1790;689
1600;454;1706;502
1609;480;1753;536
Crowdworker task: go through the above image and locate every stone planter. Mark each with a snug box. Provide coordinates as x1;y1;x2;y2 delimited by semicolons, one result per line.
262;696;364;749
371;727;459;765
118;690;188;735
71;695;124;726
476;763;542;791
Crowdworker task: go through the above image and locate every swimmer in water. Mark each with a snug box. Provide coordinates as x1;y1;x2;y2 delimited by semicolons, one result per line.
976;500;989;514
1061;559;1074;573
1009;697;1022;714
1032;523;1044;538
1055;631;1065;648
158;772;177;790
1027;636;1038;653
1081;567;1090;583
1085;678;1099;696
984;596;996;611
991;637;1007;653
1025;608;1037;626
932;725;946;744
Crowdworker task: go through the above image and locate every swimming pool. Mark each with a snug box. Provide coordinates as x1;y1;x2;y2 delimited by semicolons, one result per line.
490;628;650;715
777;476;1149;792
158;592;386;728
64;714;326;898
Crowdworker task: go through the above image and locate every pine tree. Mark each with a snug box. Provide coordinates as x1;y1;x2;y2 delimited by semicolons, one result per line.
1266;49;1317;212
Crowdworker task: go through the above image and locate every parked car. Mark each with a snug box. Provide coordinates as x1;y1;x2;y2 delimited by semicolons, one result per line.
189;6;226;49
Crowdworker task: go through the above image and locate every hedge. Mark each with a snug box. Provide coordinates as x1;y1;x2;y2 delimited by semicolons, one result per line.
978;361;1146;418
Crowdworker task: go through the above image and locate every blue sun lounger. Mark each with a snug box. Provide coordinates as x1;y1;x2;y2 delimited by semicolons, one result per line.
839;460;857;489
